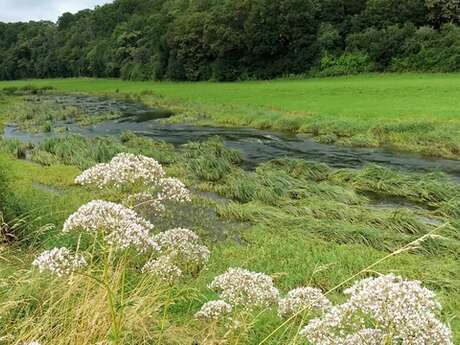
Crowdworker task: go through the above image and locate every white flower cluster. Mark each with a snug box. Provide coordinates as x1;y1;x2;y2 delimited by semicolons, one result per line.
158;178;191;202
23;342;41;345
209;267;279;308
195;300;233;321
300;304;348;345
63;200;158;252
126;192;166;215
142;255;182;283
32;247;86;277
75;153;165;188
300;274;453;345
124;179;191;217
341;329;384;345
278;287;332;318
154;228;210;270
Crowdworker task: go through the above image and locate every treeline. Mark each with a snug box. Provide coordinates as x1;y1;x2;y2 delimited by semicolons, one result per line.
1;0;460;81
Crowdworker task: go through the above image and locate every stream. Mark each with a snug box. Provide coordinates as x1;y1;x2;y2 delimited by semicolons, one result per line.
4;94;460;179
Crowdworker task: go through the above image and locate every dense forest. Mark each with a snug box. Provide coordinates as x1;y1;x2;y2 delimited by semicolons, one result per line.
0;0;460;81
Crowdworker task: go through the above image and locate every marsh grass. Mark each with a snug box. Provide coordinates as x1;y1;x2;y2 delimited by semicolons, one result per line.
20;132;175;170
4;133;456;254
4;94;121;133
35;136;125;169
188;148;460;255
0;85;54;97
0;132;459;343
0;137;29;159
120;131;176;164
330;164;460;204
182;137;242;182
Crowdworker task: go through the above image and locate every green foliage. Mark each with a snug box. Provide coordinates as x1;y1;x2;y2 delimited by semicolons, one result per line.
346;24;417;70
391;24;460;72
317;52;375;76
6;95;120;133
2;0;460;80
425;0;460;26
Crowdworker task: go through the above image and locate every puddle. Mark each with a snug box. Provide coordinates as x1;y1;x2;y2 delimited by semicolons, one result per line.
195;191;231;204
366;193;443;226
365;192;431;211
32;182;63;195
414;215;443;226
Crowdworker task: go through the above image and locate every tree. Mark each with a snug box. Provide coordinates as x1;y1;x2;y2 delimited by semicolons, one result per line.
425;0;460;27
1;0;460;80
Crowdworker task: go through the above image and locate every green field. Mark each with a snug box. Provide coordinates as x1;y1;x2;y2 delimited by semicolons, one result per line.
0;75;460;344
2;73;460;159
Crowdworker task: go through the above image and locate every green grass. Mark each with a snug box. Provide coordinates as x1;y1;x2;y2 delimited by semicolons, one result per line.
2;74;460;119
0;133;458;344
2;74;460;158
1;77;460;344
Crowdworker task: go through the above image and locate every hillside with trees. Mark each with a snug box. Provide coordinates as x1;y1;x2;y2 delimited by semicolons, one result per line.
1;0;459;81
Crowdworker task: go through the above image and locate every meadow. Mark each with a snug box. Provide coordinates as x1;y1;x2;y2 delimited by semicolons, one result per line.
2;73;460;159
0;77;459;345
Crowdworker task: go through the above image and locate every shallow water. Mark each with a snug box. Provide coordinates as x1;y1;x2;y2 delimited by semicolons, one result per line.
48;94;173;121
366;193;442;226
32;182;63;195
4;95;460;179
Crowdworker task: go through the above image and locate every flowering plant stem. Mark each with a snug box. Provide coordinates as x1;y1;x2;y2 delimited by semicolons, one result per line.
77;246;125;345
103;248;122;344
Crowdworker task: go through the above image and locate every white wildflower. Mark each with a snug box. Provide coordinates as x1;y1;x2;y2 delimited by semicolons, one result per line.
142;255;182;283
278;287;332;318
75;153;165;188
342;329;385;345
344;274;452;345
63;200;158;252
33;247;86;277
209;267;279;308
154;228;210;270
300;305;349;345
344;273;442;315
300;274;453;345
23;342;41;345
158;177;191;202
195;300;233;321
125;192;166;215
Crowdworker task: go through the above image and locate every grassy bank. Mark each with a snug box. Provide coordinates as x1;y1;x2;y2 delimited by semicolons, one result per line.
2;74;460;158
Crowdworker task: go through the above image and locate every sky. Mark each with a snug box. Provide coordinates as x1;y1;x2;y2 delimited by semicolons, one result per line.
0;0;113;23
